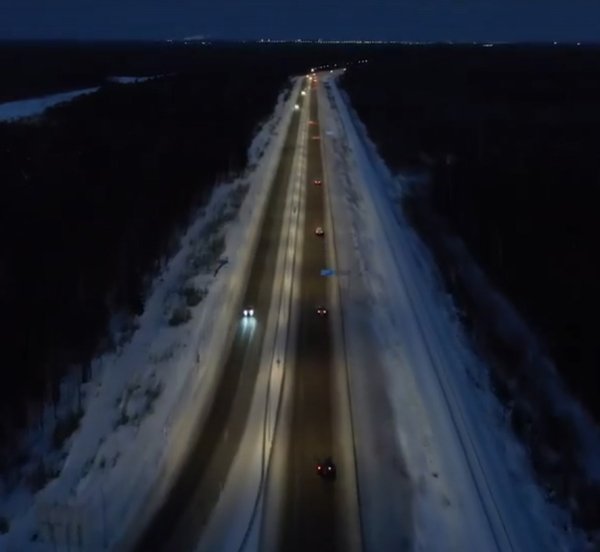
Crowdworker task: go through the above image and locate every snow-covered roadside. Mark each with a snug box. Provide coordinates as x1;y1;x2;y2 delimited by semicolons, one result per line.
0;77;301;552
0;87;100;122
318;76;416;552
318;72;585;552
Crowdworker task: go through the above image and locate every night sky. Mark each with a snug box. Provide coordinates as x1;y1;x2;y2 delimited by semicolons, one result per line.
0;0;598;42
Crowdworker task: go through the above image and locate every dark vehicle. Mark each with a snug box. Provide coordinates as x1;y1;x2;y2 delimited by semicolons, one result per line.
316;306;328;316
316;457;336;480
313;179;322;186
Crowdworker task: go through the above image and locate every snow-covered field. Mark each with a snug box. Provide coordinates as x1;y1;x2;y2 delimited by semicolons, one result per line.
0;87;100;122
0;77;301;552
317;72;587;551
0;76;160;122
107;76;158;84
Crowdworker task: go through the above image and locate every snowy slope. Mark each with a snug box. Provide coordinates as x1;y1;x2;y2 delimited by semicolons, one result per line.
317;72;585;552
0;78;301;552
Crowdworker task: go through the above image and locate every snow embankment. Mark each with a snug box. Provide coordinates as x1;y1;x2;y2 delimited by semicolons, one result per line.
318;72;585;552
0;77;301;552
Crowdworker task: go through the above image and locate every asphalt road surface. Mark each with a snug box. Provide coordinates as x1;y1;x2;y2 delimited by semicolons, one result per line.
132;88;305;552
277;78;339;552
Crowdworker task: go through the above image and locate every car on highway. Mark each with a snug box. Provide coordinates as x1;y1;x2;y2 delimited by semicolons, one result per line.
316;457;336;480
243;307;255;317
313;179;322;186
316;306;328;316
314;226;324;237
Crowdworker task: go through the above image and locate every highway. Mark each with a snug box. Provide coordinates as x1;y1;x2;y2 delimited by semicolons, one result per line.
132;86;306;552
259;75;360;552
275;77;338;551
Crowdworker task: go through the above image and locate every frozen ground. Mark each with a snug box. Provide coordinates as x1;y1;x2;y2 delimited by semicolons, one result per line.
0;78;300;552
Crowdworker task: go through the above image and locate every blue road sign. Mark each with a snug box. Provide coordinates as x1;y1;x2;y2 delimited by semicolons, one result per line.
320;268;336;276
